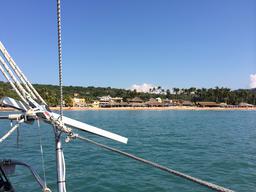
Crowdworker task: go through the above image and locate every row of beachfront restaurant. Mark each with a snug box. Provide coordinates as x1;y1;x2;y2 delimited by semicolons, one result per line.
72;95;255;108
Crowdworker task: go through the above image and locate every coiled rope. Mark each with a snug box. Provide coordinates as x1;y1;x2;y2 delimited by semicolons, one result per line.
75;135;234;192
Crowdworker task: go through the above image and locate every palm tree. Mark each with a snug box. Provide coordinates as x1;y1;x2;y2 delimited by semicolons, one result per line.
173;88;180;99
189;87;196;94
166;89;171;99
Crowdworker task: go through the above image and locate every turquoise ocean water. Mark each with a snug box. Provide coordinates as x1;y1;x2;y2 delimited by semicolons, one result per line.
0;110;255;191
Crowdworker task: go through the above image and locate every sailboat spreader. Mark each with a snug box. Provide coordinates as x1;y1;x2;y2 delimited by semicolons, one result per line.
0;41;128;144
0;41;128;191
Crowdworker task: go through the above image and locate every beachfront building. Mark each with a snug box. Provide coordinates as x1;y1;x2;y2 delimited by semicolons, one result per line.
146;98;163;107
109;101;129;108
127;97;145;107
99;95;112;102
238;102;254;107
172;100;183;106
155;97;162;103
90;100;100;108
72;97;86;107
110;97;128;107
196;102;220;107
219;103;228;107
98;95;112;107
162;99;173;106
181;100;194;106
98;96;125;107
111;97;123;103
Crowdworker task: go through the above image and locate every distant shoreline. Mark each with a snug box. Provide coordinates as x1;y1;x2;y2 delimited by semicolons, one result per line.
52;106;256;111
0;106;255;112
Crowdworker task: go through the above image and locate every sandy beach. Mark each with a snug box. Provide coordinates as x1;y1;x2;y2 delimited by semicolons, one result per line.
50;106;256;111
0;106;255;112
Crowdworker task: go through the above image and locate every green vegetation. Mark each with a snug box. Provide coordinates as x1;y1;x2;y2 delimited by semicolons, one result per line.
171;87;256;105
0;81;255;106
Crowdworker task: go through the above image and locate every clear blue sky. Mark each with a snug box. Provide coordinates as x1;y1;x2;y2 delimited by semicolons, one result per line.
0;0;255;89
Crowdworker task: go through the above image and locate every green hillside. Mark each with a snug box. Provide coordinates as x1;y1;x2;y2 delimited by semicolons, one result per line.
0;81;255;107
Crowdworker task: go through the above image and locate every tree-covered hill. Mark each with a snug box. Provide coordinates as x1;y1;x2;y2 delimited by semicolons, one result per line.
0;81;255;106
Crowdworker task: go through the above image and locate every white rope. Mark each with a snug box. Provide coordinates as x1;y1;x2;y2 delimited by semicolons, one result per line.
37;119;47;189
0;41;37;101
0;54;28;99
0;56;29;106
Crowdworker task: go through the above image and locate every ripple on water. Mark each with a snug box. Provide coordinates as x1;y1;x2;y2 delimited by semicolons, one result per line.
0;110;255;192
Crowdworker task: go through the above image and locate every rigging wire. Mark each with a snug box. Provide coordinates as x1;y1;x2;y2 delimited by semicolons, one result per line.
0;41;47;105
0;56;29;106
57;0;63;119
37;120;47;190
16;125;20;148
0;42;37;101
75;135;234;192
0;119;24;143
56;1;67;192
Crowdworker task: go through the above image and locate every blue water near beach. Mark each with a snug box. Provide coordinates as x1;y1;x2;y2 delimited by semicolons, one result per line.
0;110;255;192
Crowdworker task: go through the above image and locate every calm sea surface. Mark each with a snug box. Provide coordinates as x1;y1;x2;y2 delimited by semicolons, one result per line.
0;110;255;192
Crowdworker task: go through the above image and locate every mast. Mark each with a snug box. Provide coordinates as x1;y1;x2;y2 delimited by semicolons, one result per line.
55;132;66;192
56;0;66;191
